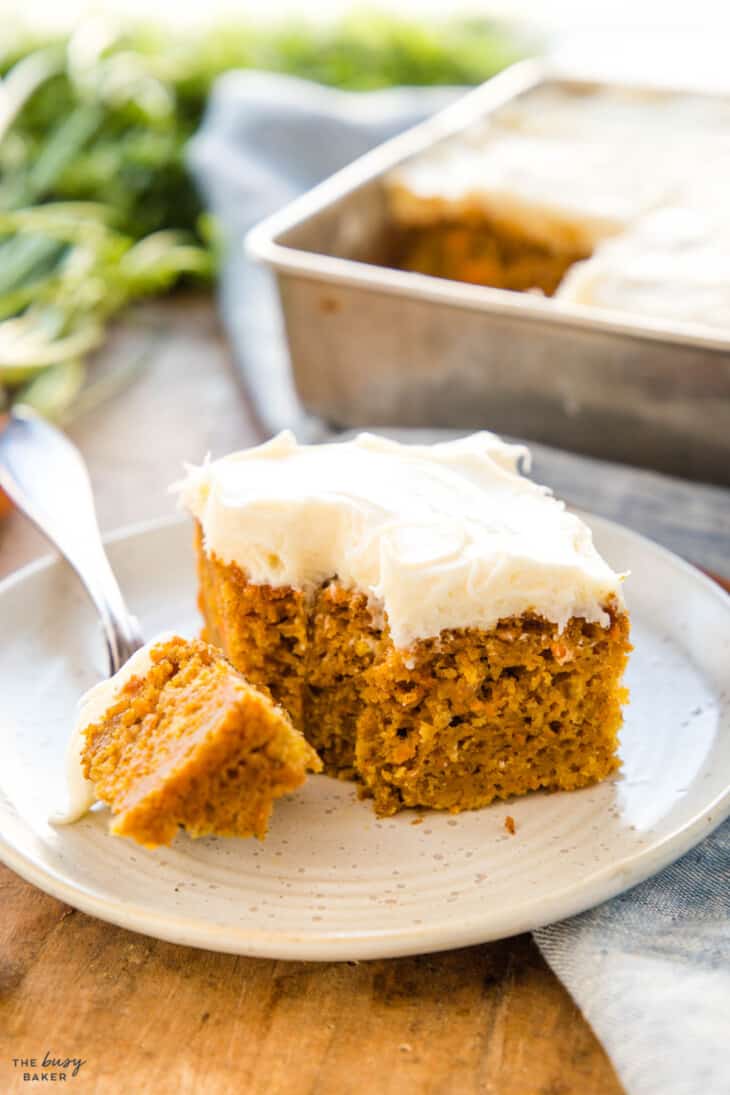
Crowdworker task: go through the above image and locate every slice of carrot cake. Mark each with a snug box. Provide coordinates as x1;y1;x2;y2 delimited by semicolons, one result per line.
58;633;321;846
178;430;631;816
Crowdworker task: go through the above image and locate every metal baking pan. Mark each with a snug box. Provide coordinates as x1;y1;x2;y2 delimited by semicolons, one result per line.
246;60;730;485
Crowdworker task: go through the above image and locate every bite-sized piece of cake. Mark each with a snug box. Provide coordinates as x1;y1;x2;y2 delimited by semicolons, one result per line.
179;430;631;817
57;634;321;846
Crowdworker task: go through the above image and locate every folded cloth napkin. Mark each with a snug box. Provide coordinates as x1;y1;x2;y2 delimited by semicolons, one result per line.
188;72;730;1095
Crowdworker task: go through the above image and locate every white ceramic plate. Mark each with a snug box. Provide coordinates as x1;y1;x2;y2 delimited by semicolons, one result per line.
1;514;728;960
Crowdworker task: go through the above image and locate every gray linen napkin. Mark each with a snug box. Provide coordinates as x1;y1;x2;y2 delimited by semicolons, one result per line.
188;72;730;1095
188;71;460;436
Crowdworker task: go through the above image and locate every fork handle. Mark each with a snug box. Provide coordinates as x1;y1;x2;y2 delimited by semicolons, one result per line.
0;406;143;673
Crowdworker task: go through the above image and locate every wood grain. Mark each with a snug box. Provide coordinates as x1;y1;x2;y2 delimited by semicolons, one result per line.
0;296;623;1095
0;867;621;1095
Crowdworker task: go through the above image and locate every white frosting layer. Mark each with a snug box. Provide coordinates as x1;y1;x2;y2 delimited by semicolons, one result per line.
177;432;624;649
389;132;671;251
557;207;730;329
52;632;179;825
496;85;730;144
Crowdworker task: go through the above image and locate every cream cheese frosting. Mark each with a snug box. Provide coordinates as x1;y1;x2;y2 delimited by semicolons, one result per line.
495;85;730;144
557;207;730;329
388;131;673;252
53;632;179;824
176;432;624;649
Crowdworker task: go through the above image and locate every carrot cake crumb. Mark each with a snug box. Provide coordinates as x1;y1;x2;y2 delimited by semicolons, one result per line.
74;635;321;847
178;431;631;819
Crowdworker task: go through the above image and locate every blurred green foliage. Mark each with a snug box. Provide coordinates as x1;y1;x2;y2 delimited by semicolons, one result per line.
0;15;521;420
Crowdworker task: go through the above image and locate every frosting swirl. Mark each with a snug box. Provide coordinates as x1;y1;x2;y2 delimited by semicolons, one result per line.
177;432;624;649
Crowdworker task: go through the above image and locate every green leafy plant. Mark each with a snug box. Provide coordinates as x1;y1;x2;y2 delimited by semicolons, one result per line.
0;15;521;421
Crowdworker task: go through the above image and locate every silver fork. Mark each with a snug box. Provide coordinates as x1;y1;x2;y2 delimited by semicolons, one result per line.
0;405;143;673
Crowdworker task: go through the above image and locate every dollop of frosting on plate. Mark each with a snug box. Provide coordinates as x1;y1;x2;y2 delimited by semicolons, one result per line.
52;632;179;824
176;432;624;649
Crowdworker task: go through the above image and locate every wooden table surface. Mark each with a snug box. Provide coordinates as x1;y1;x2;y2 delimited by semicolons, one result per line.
0;297;623;1095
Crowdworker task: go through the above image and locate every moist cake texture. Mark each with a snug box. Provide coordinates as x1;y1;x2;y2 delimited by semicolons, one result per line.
61;634;321;846
181;431;631;816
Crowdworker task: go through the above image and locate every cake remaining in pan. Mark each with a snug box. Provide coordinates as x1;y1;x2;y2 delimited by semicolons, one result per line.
386;82;730;328
245;66;730;482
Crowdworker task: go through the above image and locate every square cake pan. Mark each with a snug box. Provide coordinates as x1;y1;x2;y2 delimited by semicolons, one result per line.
246;60;730;485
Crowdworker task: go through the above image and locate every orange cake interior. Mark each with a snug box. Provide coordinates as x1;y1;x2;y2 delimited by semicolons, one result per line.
389;216;587;296
196;526;631;817
80;635;321;847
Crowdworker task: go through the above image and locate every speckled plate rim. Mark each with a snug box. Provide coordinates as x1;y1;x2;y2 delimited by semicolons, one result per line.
0;513;728;961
